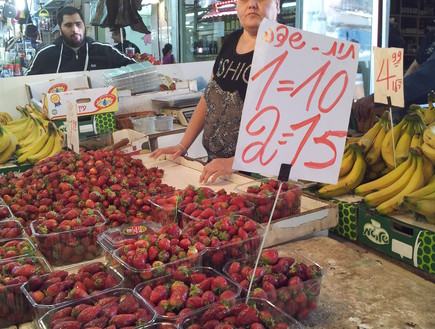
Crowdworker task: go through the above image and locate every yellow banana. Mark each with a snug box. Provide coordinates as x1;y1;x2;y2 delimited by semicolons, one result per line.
358;119;383;153
395;121;414;165
363;153;417;207
421;142;435;164
422;124;435;149
0;112;13;124
0;126;11;154
355;153;413;196
376;153;425;214
15;118;36;142
317;144;366;198
366;119;388;165
400;195;435;223
0;129;18;164
16;129;50;164
381;117;407;169
19;120;45;149
410;134;423;148
27;129;56;164
6;116;31;134
339;147;355;177
47;129;64;158
406;175;435;198
365;170;378;181
5;116;28;128
370;159;387;174
422;155;434;183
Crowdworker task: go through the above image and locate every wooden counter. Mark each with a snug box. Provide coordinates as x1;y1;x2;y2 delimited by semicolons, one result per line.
284;236;435;329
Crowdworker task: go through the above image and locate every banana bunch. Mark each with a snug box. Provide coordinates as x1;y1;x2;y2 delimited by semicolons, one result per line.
409;91;435;125
421;122;435;164
364;112;390;166
358;148;427;214
0;126;18;164
17;121;63;165
400;175;435;223
381;113;426;169
317;143;367;198
0;112;13;125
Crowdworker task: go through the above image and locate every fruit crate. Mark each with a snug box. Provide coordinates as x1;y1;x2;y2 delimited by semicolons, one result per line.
0;237;37;260
98;221;162;266
133;266;242;322
21;261;124;323
38;288;157;329
181;214;265;270
0;219;26;239
178;297;303;329
0;255;52;327
223;248;325;321
30;210;107;266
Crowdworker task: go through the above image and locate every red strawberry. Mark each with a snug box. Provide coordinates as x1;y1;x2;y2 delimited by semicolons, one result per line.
234;305;259;326
288;276;303;291
169;282;189;310
52;320;82;329
218;289;236;305
201;290;217;305
198;277;213;291
77;305;102;324
149;285;168;305
110;314;137;327
118;295;139;314
200;303;228;324
227;261;241;274
53;306;73;320
261;249;279;265
80;262;105;275
210;276;228;293
190;273;206;284
251;287;268;299
101;302;118;318
82;317;109;329
185;295;204;310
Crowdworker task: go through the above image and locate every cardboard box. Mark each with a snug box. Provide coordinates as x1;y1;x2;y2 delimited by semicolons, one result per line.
42;86;118;120
112;129;150;155
53;112;116;139
328;195;362;241
25;75;90;102
358;204;435;274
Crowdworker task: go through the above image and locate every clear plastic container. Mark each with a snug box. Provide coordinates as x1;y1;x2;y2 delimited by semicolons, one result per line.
38;288;156;329
104;63;160;94
155;116;174;131
112;246;204;288
30;210;107;266
21;261;124;323
0;219;26;239
148;192;183;227
0;237;37;260
0;255;52;327
133;266;242;322
132;116;156;134
178;297;302;328
234;178;303;223
0;204;13;220
98;221;162;265
223;248;325;321
182;215;265;269
138;322;178;329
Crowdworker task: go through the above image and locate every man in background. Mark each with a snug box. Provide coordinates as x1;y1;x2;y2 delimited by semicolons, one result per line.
111;27;140;56
26;6;135;75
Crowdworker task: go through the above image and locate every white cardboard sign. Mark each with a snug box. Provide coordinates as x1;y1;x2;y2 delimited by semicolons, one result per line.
66;101;80;153
373;47;404;107
233;20;360;184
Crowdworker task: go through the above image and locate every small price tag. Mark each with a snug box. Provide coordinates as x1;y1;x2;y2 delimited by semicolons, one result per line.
373;47;404;107
66;101;79;153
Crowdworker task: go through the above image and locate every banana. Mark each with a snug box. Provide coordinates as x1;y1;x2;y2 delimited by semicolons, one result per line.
376;152;425;214
339;147;355;177
395;120;414;165
16;128;50;164
0;129;18;164
6;116;31;134
421;142;435;164
15;118;37;143
0;126;11;154
47;128;64;158
366;117;389;165
406;174;435;198
27;128;56;164
358;119;383;153
19;119;44;149
317;144;366;198
410;134;423;148
422;154;434;183
365;170;378;181
363;153;417;207
355;153;413;196
401;196;435;223
370;159;387;174
422;124;435;149
0;112;13;124
381;116;407;169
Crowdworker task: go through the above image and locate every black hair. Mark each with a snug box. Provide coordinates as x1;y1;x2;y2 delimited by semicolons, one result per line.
26;24;38;39
57;6;84;26
162;43;172;56
111;27;126;39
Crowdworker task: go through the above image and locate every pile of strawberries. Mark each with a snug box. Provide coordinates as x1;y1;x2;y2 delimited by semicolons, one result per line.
23;261;122;315
42;289;155;329
0;238;35;260
0;220;24;239
136;266;239;319
182;214;263;268
0;256;51;327
30;208;107;266
0;205;12;220
224;249;323;320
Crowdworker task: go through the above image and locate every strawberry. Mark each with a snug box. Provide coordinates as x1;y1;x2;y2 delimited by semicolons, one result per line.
235;305;259;326
101;302;118;318
200;303;228;324
82;317;109;329
227;261;241;274
149;285;168;305
197;277;213;292
201;290;217;305
210;276;228;293
53;306;73;320
52;320;82;329
261;249;279;265
169;282;189;310
77;305;102;323
185;295;204;310
110;314;137;327
218;289;236;304
190;272;206;284
118;295;139;314
287;276;303;291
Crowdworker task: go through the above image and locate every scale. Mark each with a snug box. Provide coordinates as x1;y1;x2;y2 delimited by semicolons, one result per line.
152;92;201;127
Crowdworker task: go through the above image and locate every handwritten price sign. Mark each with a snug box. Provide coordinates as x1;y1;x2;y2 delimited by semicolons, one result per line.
66;101;79;153
233;20;359;184
373;47;404;107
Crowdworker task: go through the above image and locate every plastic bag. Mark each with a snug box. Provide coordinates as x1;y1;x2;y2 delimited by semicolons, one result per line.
90;0;107;26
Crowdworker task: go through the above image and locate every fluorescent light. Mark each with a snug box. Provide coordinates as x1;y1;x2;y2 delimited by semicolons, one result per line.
282;2;296;8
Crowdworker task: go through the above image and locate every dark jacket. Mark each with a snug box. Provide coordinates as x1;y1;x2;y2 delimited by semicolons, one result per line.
114;40;140;55
26;36;135;75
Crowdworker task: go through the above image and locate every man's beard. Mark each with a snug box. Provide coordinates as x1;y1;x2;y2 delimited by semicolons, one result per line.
62;30;85;48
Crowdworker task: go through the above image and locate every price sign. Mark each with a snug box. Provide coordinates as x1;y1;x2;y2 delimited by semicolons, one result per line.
66;101;79;153
373;47;404;107
233;19;360;184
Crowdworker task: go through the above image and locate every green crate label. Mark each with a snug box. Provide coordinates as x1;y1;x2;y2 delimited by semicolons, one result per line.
362;219;389;245
417;231;435;274
95;113;115;134
330;201;357;241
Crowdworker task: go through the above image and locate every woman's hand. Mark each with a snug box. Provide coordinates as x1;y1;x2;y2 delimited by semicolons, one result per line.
200;157;235;184
149;144;186;160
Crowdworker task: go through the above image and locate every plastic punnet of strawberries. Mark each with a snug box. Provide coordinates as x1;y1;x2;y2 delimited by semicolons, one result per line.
21;261;124;319
178;297;302;329
0;256;51;327
181;214;264;269
0;219;25;239
113;224;205;287
0;237;36;260
0;205;13;220
224;249;325;321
